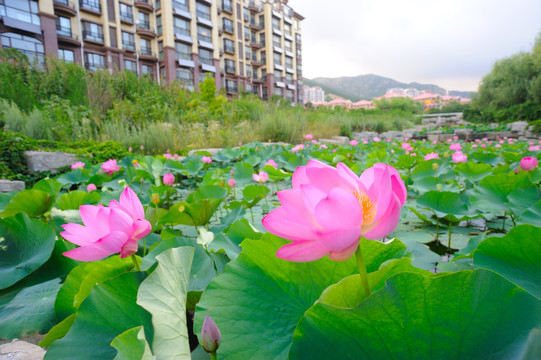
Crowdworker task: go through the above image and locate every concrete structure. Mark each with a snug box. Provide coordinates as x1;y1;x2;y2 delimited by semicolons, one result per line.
302;84;324;104
0;0;304;104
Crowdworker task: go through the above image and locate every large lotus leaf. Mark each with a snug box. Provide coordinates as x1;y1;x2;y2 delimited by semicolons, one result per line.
39;313;76;348
0;213;56;289
1;189;54;217
33;178;62;196
232;161;255;183
44;272;153;360
521;328;541;360
470;151;503;165
137;247;194;360
111;326;154;360
507;186;541;217
56;169;90;185
289;269;541;360
474;224;541;300
410;160;451;181
519;199;541;226
194;234;407;360
54;256;133;321
0;278;62;338
417;190;469;221
455;161;493;183
469;173;530;214
55;190;100;210
410;177;461;193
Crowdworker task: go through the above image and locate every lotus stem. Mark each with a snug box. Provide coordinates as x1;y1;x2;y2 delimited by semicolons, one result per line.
354;242;371;299
448;223;452;250
209;352;218;360
131;254;141;272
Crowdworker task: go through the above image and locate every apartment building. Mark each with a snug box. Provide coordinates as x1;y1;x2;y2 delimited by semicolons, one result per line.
0;0;304;104
302;84;324;104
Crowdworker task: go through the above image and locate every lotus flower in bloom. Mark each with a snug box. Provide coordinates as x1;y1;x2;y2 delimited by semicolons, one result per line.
61;186;152;261
520;157;538;172
305;134;313;140
449;143;462;151
424;152;439;160
262;160;407;262
228;178;236;187
349;140;358;146
202;156;212;164
71;161;85;170
163;173;175;186
265;159;278;168
253;171;269;183
101;159;119;175
87;183;97;192
452;151;468;163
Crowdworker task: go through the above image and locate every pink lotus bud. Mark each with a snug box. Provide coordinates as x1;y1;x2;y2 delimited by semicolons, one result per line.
265;159;278;168
349;140;358;146
201;315;221;353
520;157;538;172
202;156;212;164
71;161;85;170
449;143;462;151
305;134;313;140
228;178;236;187
163;173;175;186
87;183;97;192
128;147;132;152
253;171;269;183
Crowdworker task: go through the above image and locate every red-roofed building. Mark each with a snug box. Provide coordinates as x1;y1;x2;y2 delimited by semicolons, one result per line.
352;100;375;110
325;97;352;109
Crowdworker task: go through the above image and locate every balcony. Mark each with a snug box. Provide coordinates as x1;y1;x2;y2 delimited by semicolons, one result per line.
83;30;104;45
248;1;261;12
224;65;236;74
251;59;262;67
56;26;80;46
250;42;261;49
123;41;136;52
119;11;133;24
53;0;77;16
134;0;154;12
223;45;235;54
139;48;157;61
85;63;105;72
223;25;234;34
249;21;260;31
136;23;156;37
222;1;233;14
80;0;101;15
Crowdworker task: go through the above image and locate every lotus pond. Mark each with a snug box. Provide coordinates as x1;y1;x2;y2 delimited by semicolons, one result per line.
1;136;540;359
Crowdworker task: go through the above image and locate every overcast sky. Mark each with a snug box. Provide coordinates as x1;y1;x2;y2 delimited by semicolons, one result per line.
290;0;541;92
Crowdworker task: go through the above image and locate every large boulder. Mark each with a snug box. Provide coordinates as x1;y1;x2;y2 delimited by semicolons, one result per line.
0;180;25;192
24;151;77;173
0;339;45;360
351;131;378;141
510;121;529;133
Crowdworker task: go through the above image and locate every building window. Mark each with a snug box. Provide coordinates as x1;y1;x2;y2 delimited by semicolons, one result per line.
195;2;210;20
274;70;282;81
56;16;72;38
284;23;292;36
58;49;74;63
274;87;282;96
122;32;135;50
172;0;188;12
174;17;190;36
222;18;233;33
158;41;164;61
285;73;293;84
284;40;292;52
295;33;301;43
245;83;252;93
245;64;251;78
83;22;104;43
80;0;101;13
245;45;250;60
285;57;293;69
140;38;152;55
1;32;44;64
119;3;133;22
84;52;105;71
259;15;264;28
124;60;137;73
0;0;40;27
223;39;234;54
244;26;249;41
273;53;282;66
222;0;232;13
273;34;281;48
262;86;268;100
156;15;162;35
156;0;161;9
176;68;194;87
138;11;150;30
224;59;235;73
243;7;249;22
197;25;212;43
226;79;237;94
199;48;213;65
142;64;154;78
296;48;302;58
251;31;257;44
175;42;191;60
260;34;266;47
272;17;280;30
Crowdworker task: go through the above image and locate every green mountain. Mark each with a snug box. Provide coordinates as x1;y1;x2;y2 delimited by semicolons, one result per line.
304;74;473;101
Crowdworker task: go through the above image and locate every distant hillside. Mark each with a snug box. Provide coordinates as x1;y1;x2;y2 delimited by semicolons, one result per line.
304;74;473;101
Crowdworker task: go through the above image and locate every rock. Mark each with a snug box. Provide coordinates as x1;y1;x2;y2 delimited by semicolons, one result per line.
0;180;25;192
379;131;404;140
454;128;473;140
402;129;416;139
330;136;350;145
24;151;77;173
0;339;45;360
187;148;223;156
351;131;378;141
510;121;529;133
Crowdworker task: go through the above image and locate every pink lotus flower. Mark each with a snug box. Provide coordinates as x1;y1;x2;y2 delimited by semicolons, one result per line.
449;143;462;151
349;140;358;146
163;153;173;159
529;145;541;151
291;144;304;152
520;157;538;172
373;137;380;142
472;144;478;148
253;171;269;183
61;187;152;261
319;144;328;149
424;153;439;160
228;178;236;187
401;142;413;151
87;183;97;192
71;161;85;170
265;159;278;168
495;144;502;148
163;173;175;186
101;159;119;176
262;160;407;262
452;151;468;163
305;134;313;140
201;315;221;353
202;156;212;164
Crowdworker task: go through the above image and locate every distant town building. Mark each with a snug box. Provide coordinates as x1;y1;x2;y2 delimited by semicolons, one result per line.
303;85;324;104
0;0;305;104
386;88;419;97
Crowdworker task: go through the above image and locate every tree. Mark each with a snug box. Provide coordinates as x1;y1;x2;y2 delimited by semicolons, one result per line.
199;73;216;103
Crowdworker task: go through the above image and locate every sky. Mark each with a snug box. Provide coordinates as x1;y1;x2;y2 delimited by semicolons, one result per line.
290;0;541;92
